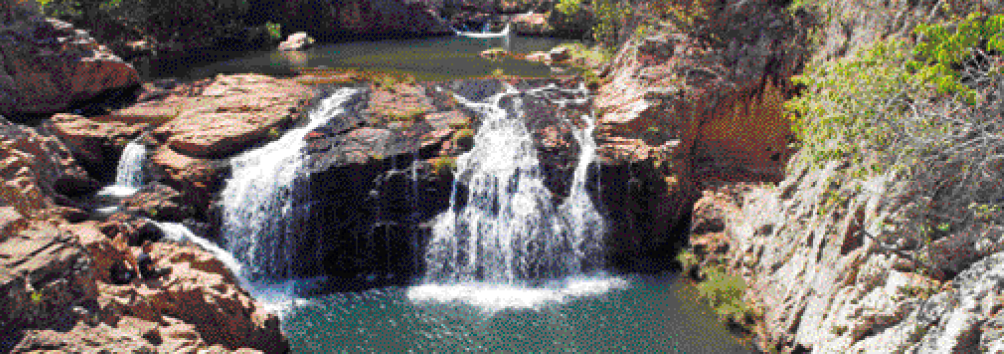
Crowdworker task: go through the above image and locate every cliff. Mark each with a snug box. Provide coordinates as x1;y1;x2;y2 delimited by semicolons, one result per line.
587;0;1004;352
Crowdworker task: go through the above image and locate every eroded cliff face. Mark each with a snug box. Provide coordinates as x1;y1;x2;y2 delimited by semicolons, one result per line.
684;0;1004;353
591;0;814;271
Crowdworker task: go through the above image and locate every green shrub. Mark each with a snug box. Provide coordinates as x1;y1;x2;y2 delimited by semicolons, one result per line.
908;12;1004;104
697;266;757;325
265;21;282;41
431;157;457;176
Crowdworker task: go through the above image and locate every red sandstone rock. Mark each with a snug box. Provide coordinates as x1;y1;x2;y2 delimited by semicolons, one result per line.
152;74;312;159
0;6;139;116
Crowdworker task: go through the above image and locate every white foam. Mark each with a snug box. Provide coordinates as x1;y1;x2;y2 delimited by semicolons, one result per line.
95;185;139;198
406;275;629;312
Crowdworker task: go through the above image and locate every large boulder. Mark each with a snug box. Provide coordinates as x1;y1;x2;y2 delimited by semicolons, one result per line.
0;120;100;214
52;222;289;353
0;4;140;117
278;32;315;52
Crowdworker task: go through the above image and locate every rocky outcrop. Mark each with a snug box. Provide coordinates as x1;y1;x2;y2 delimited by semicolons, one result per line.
277;0;451;41
11;221;290;353
0;119;100;213
150;74;313;159
108;74;312;212
0;213;99;347
0;4;140;118
590;0;814;271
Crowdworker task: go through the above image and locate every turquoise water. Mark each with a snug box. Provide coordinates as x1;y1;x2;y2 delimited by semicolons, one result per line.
146;35;574;81
280;274;755;353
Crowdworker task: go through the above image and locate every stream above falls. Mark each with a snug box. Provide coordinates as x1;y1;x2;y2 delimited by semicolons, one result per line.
143;35;575;81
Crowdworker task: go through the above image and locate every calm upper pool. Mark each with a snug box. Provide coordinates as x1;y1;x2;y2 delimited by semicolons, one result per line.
144;35;576;81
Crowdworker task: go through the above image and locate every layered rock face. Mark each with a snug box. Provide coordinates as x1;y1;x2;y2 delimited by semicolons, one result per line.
684;1;1004;352
591;0;814;271
0;2;140;118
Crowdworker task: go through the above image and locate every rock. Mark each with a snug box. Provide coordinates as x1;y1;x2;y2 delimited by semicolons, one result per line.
549;46;571;62
146;242;289;352
278;32;315;51
512;13;550;35
526;51;550;63
479;48;509;60
325;0;452;38
0;13;140;117
0;121;99;214
122;183;194;222
46;113;146;182
148;145;228;213
0;220;99;333
97;213;164;247
151;74;312;159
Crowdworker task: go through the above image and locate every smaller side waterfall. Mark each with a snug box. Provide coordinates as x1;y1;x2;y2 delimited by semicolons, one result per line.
95;136;148;203
115;139;147;188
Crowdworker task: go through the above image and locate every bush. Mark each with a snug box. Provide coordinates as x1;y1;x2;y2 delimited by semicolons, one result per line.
786;12;1004;280
696;266;759;326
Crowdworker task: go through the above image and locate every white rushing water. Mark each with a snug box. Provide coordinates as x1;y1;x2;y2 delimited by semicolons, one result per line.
421;84;604;285
115;139;147;188
96;138;147;199
220;88;358;280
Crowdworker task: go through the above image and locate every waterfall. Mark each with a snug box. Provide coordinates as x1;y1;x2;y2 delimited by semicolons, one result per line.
96;137;147;200
220;88;358;280
154;220;249;290
115;138;147;188
423;84;604;285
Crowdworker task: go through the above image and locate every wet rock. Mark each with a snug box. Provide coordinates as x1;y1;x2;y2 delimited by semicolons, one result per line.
0;10;140;117
278;32;315;51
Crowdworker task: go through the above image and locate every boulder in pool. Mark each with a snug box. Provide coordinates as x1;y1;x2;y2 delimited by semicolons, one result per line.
278;32;315;51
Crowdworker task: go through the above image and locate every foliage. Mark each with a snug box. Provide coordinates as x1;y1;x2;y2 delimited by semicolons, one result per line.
787;11;1004;280
265;21;282;42
554;0;581;17
431;157;457;176
696;266;758;326
591;0;632;46
908;12;1004;104
38;0;258;48
787;39;926;174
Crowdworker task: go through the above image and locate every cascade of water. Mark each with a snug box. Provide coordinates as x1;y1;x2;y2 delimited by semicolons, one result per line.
115;138;147;188
220;88;358;280
423;84;603;285
96;136;148;201
154;220;250;289
115;141;147;188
